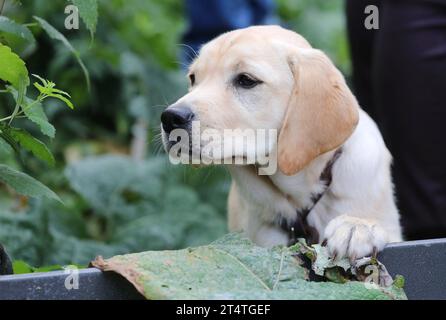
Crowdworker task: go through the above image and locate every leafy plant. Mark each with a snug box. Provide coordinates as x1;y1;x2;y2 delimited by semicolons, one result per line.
0;1;93;272
0;42;74;200
66;155;227;251
0;155;228;267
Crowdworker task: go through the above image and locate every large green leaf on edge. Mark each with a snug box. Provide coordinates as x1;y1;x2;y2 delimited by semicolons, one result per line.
71;0;98;39
0;164;60;202
33;16;90;91
0;43;29;89
92;234;407;300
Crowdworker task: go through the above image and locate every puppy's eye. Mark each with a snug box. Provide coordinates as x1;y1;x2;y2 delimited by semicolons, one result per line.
234;73;261;89
189;73;195;86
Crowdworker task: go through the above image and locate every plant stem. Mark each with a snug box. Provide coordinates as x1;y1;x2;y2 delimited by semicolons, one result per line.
0;116;12;122
0;97;45;123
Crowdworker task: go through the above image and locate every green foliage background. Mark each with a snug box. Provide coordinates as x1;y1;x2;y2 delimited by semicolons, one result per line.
0;0;349;268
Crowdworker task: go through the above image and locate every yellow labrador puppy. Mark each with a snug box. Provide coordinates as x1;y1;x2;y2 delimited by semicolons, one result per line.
161;26;402;260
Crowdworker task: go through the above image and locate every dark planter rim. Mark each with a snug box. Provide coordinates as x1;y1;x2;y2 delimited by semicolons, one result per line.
1;237;445;300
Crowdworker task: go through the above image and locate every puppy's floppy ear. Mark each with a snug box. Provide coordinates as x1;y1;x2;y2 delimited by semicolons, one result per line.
278;48;359;175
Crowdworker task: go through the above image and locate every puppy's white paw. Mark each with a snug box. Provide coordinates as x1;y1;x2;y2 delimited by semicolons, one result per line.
322;215;388;261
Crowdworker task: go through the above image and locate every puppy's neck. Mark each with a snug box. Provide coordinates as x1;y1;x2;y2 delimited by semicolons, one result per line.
227;150;335;210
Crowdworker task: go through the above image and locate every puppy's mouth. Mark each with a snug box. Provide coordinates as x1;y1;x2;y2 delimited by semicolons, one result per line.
162;132;250;165
161;126;271;167
162;131;193;154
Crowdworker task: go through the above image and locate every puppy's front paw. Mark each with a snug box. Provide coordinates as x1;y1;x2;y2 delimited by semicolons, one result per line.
322;215;388;262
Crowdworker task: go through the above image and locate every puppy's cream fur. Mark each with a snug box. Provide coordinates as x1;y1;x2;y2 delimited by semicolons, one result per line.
162;26;402;259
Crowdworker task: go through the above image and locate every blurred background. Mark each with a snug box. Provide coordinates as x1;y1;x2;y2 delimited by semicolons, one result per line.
0;0;350;268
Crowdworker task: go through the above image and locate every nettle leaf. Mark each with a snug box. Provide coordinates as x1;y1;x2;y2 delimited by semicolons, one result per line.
0;16;35;45
5;127;55;166
22;99;56;138
0;43;29;90
0;164;60;202
8;87;56;138
92;233;407;300
71;0;98;39
33;16;90;91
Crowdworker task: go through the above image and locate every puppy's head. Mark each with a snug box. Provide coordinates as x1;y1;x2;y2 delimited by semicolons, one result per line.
161;26;359;175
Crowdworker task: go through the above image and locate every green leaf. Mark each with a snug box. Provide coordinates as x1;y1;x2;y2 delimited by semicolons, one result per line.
31;74;49;87
0;164;61;202
92;233;407;300
12;260;34;274
0;16;35;45
8;87;56;138
34;264;64;273
5;127;55;166
45;92;74;109
22;100;56;138
12;260;64;274
32;16;75;54
0;43;29;90
0;136;13;154
32;75;74;109
71;0;98;39
0;124;20;154
393;275;405;289
12;76;27;121
0;44;28;123
33;79;71;98
33;16;90;91
47;87;71;97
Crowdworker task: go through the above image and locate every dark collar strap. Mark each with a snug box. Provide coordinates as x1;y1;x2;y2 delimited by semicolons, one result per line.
280;148;343;246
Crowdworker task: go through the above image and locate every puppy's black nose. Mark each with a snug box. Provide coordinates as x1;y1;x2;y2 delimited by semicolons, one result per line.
161;106;194;134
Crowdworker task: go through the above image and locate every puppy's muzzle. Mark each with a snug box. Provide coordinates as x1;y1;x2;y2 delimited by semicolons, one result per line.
161;105;195;134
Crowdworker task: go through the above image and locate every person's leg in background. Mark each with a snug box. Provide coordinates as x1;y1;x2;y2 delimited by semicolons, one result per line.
181;0;277;65
346;0;381;120
374;0;446;240
347;0;446;240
